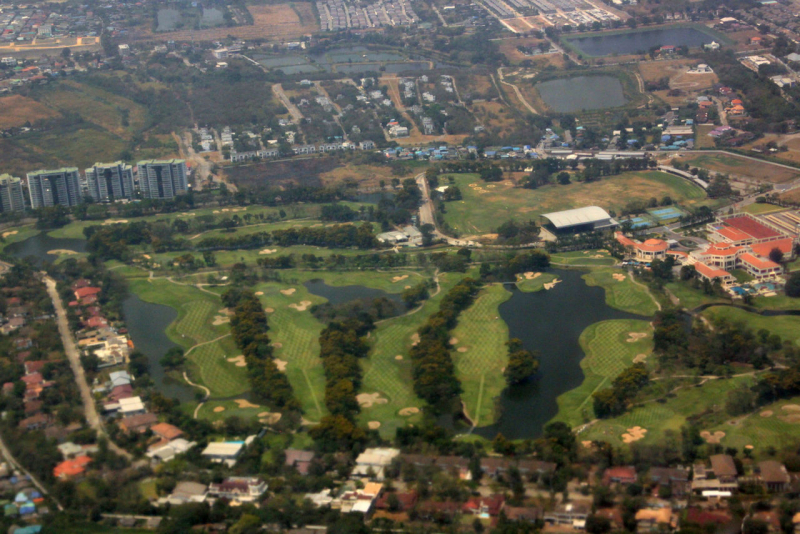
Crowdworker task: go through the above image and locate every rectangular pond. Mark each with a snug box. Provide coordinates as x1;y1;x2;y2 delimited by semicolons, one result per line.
564;26;718;57
535;75;626;113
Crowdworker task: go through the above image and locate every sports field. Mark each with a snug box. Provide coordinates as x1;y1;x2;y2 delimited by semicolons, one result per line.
440;171;706;235
582;268;659;316
551;319;653;428
741;203;787;216
450;285;511;427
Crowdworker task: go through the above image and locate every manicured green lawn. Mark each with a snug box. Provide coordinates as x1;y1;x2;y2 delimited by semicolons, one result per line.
581;375;755;446
715;396;800;454
583;268;658;316
550;250;618;267
516;271;558;292
440;171;706;235
451;284;512;427
730;269;754;284
358;272;463;437
551;319;653;428
664;280;728;310
702;306;800;347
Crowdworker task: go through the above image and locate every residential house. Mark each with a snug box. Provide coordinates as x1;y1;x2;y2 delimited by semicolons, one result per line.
759;461;790;492
710;455;738;482
202;442;245;467
118;396;146;416
118;412;158;433
207;477;267;503
463;494;504;516
157;481;207;506
544;502;590;528
146;438;196;464
635;508;675;532
150;422;183;442
374;491;418;512
602;466;637;486
285;449;315;475
353;448;400;480
53;455;91;480
649;467;690;496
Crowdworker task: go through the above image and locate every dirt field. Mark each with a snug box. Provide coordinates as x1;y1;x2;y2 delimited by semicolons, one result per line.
638;59;696;83
503;18;534;33
471;101;517;136
0;95;60;129
136;3;318;42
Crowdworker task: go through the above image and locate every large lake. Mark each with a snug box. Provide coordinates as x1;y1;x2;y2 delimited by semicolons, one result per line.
565;26;717;57
536;75;626;113
474;269;646;439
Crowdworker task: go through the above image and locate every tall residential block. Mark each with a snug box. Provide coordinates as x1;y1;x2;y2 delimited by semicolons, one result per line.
27;168;82;209
137;160;188;200
85;162;135;202
0;174;25;213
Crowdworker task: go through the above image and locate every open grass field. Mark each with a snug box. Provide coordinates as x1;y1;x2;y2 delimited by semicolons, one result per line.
450;284;511;427
440;171;705;235
551;319;653;429
741;203;787;216
583;268;659;316
358;271;462;436
638;59;698;83
137;3;319;42
581;375;754;446
702;306;800;347
682;153;800;184
0;95;60;129
664;280;728;310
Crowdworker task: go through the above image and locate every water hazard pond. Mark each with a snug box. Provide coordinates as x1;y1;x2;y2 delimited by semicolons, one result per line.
564;26;717;57
475;269;646;440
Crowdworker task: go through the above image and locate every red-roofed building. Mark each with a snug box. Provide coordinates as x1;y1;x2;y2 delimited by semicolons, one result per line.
615;233;670;261
708;215;782;246
84;316;108;329
74;287;101;300
375;491;418;512
602;466;637;486
463;494;505;516
750;238;794;259
54;455;91;479
739;253;782;279
24;361;46;376
694;262;734;285
151;422;183;441
108;384;133;402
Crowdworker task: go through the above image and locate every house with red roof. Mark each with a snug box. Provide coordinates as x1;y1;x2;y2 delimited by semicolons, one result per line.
73;287;101;301
602;466;637;486
615;233;670;261
53;455;91;479
463;494;505;516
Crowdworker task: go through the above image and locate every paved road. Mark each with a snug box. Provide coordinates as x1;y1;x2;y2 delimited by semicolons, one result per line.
43;276;131;460
415;173;475;247
0;431;61;510
272;83;304;122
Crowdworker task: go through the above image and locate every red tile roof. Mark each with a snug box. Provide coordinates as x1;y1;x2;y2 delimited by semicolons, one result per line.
54;455;91;478
722;216;781;240
739;253;781;271
695;262;731;280
750;238;793;258
74;287;101;299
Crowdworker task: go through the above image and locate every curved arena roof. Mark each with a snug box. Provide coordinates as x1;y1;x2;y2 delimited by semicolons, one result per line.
541;206;614;229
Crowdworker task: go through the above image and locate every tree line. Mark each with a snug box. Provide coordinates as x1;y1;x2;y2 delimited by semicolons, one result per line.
410;277;483;413
222;289;298;411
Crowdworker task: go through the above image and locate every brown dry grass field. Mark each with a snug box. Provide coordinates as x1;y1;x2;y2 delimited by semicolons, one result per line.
638;59;697;82
735;135;800;166
694;124;717;149
498;37;546;63
503;18;533;33
137;3;318;42
0;95;60;129
652;89;691;107
780;189;800;204
458;73;494;97
471;101;517;136
319;163;416;188
682;153;800;184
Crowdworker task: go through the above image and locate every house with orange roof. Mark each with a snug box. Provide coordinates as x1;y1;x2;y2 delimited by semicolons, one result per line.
694;262;734;285
739;253;782;279
53;455;91;479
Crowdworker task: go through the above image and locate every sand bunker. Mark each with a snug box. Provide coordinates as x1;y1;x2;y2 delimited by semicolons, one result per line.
760;410;773;417
395;355;403;360
633;354;648;363
746;445;754;450
288;300;312;311
457;347;468;353
102;219;128;225
700;430;726;444
613;273;627;282
280;288;297;296
522;272;542;280
47;249;78;255
411;333;420;346
1;230;17;238
235;399;260;409
782;404;800;412
212;315;230;326
254;291;264;296
272;342;283;349
227;355;247;367
264;308;275;313
449;337;459;345
392;275;409;282
357;392;388;408
399;407;420;416
368;421;381;430
582;440;592;448
627;332;648;343
143;254;151;259
621;426;647;443
275;359;288;371
259;249;277;255
259;412;282;425
543;278;561;290
213;406;225;413
780;414;800;424
405;285;411;289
